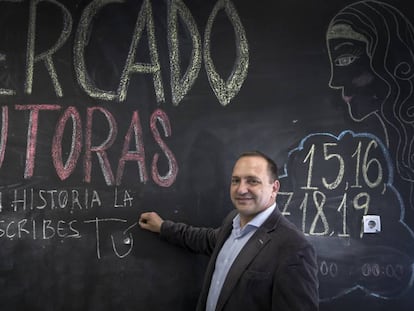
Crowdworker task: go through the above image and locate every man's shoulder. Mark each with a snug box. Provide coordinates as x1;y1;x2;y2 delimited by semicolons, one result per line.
268;211;312;246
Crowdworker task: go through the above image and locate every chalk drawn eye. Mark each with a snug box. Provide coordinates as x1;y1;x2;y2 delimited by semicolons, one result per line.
334;55;358;66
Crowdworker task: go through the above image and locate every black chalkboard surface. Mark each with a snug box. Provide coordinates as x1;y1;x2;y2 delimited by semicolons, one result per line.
0;0;414;310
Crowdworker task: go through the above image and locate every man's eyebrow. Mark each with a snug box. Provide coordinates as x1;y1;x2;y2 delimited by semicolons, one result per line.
231;175;260;179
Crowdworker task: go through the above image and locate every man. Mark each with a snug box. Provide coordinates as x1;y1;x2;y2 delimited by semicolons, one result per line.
139;151;319;311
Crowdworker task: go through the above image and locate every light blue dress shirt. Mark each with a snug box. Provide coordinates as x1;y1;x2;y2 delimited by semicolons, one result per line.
205;203;276;311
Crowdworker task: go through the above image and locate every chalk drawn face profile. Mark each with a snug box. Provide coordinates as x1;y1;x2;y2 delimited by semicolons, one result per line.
326;0;414;183
327;25;388;121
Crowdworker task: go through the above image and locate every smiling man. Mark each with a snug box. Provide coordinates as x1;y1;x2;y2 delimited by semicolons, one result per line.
230;153;279;227
139;151;319;311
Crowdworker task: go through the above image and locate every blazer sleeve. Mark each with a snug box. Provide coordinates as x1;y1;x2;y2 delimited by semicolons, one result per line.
159;220;220;256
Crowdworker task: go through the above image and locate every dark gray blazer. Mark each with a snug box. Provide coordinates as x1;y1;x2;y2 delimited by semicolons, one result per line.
160;207;319;311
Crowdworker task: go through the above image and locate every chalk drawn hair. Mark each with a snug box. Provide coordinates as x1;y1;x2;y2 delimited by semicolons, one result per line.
327;0;414;182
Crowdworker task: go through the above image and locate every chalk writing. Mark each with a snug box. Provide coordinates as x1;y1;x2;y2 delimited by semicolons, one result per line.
0;218;81;240
278;131;392;238
0;105;177;186
113;188;133;208
316;247;414;301
84;217;136;259
203;0;249;106
278;130;414;299
0;186;137;259
0;0;248;106
8;188;101;212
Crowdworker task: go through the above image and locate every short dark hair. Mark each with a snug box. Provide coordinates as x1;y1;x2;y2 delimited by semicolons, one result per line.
237;151;279;182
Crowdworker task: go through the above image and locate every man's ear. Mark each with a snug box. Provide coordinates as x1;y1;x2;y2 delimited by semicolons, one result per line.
272;180;280;194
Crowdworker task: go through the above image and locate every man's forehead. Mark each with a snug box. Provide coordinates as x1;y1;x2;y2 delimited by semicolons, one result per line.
233;156;268;173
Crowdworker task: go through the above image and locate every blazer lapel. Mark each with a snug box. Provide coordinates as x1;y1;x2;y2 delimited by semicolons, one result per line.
215;208;282;311
197;211;236;310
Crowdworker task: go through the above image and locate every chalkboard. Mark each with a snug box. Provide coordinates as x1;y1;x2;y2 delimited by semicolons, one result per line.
0;0;413;310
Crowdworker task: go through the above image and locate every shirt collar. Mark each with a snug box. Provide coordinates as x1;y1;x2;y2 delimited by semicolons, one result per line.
233;203;276;231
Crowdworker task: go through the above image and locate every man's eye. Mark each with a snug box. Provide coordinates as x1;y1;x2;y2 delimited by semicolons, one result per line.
248;179;260;185
231;179;239;185
334;55;358;66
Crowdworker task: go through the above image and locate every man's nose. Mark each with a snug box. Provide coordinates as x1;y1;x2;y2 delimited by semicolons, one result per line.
236;181;248;194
